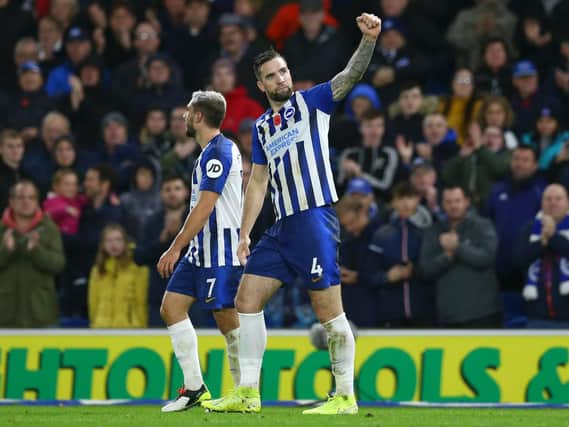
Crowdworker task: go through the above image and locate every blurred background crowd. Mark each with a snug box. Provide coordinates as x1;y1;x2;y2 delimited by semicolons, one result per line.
2;0;569;329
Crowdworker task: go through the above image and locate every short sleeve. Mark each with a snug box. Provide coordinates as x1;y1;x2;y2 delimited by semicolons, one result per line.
301;81;336;114
251;122;268;165
199;141;233;194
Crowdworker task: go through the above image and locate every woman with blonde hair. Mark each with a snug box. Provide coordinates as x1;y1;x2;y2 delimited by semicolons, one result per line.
88;224;149;328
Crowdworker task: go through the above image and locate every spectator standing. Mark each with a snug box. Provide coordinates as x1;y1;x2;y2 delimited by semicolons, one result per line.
0;180;65;327
22;111;71;195
486;146;546;325
62;164;122;321
0;1;35;93
161;106;201;184
404;113;459;177
93;112;139;193
133;175;193;326
45;26;93;98
420;185;501;328
366;17;428;107
283;0;347;91
486;146;546;284
60;54;118;150
386;82;438;144
361;182;435;327
510;59;561;136
477;95;519;149
0;130;29;212
43;168;87;236
337;180;383;327
119;162;161;242
210;58;264;135
114;21;184;108
447;0;517;71
518;184;569;328
521;105;569;170
128;53;187;130
443;122;511;209
439;68;483;145
410;162;443;222
475;37;514;98
97;1;137;70
6;61;54;137
338;109;403;201
88;224;149;328
163;0;217;92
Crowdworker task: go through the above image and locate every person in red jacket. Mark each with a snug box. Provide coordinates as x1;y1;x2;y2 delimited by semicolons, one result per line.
211;58;264;135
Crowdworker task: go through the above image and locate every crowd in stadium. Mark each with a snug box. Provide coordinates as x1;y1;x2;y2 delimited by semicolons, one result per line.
1;0;569;329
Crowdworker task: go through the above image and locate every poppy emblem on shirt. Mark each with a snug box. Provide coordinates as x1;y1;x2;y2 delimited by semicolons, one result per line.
273;113;281;127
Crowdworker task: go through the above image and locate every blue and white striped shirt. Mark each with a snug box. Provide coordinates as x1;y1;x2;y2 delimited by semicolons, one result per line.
251;82;338;220
185;134;242;268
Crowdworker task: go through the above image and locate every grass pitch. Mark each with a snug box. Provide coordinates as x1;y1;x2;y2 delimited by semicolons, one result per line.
0;406;569;427
1;405;568;427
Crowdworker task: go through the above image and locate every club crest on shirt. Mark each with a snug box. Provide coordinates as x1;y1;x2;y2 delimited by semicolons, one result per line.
284;106;296;120
206;159;223;178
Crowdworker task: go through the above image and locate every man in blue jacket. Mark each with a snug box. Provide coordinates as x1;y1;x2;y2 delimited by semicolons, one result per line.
360;182;434;327
45;26;93;98
486;146;546;290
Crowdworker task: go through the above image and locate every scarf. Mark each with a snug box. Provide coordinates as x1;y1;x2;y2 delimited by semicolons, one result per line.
1;207;44;233
523;212;569;300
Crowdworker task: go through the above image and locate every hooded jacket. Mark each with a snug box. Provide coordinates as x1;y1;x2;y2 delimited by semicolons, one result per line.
88;257;149;328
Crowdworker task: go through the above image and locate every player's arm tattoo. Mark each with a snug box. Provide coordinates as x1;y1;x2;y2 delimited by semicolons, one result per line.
331;37;376;101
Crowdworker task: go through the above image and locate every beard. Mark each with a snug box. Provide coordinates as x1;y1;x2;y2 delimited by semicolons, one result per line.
186;124;196;138
267;86;293;103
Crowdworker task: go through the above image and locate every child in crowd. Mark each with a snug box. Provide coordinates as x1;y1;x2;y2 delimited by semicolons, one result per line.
88;224;149;328
42;168;87;235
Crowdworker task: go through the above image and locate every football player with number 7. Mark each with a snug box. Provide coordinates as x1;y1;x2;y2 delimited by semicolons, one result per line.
203;12;382;415
157;91;243;413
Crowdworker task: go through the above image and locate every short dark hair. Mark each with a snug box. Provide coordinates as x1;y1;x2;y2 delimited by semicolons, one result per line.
0;129;22;146
253;49;285;81
443;185;470;199
190;90;227;129
400;81;422;94
53;134;76;151
392;182;420;199
515;144;539;162
89;164;117;190
360;108;384;122
161;174;188;187
482;36;510;58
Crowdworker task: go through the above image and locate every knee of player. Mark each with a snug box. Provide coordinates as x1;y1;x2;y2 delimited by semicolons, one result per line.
159;302;175;323
234;294;260;313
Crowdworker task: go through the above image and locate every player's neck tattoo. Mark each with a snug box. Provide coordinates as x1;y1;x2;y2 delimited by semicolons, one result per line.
330;36;376;101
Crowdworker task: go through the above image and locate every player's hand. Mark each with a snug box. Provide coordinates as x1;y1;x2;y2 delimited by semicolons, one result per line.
356;13;381;40
237;236;251;266
157;247;180;279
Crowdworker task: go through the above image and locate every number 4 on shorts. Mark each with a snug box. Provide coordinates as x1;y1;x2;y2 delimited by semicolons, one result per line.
311;257;323;276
